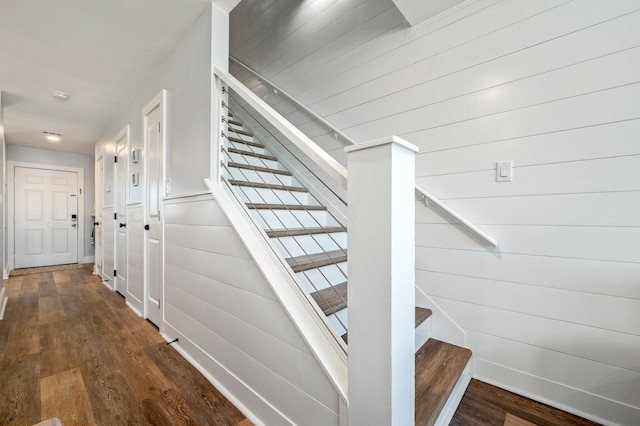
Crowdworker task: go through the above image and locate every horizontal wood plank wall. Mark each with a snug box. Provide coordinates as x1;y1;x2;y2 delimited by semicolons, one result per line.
229;0;640;424
162;194;340;426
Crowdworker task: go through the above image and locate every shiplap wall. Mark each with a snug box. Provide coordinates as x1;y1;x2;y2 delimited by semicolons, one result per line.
230;0;640;424
163;194;340;426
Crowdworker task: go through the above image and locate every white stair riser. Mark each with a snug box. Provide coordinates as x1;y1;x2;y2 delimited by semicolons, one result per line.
226;168;294;186
250;209;334;230
228;151;278;170
236;187;310;205
228;128;253;142
415;315;432;352
297;261;347;293
272;232;347;258
327;307;348;337
228;140;266;155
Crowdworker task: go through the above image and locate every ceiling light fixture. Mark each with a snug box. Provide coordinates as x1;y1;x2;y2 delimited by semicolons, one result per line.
43;131;62;142
52;91;70;101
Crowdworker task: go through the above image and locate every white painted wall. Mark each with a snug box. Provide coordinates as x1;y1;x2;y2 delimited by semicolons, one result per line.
229;0;640;424
6;144;95;264
163;193;340;425
0;92;5;275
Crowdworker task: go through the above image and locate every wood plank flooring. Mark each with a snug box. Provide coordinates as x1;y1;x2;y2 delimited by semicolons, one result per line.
451;379;601;426
0;264;252;425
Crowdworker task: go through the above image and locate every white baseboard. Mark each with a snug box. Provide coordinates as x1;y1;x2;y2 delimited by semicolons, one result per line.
3;269;8;280
125;300;143;317
474;358;636;426
0;287;8;320
163;320;288;426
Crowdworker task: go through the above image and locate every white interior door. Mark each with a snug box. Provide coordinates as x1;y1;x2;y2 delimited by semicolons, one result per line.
14;167;78;268
95;156;103;276
143;93;164;326
115;140;128;295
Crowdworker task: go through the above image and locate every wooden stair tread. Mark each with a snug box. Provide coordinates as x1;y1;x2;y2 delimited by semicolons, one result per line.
245;203;327;211
228;180;307;193
227;162;292;176
415;307;432;328
230;128;253;137
286;250;347;272
228;136;264;148
415;339;472;426
310;282;347;316
266;226;346;238
228;147;277;161
340;307;433;344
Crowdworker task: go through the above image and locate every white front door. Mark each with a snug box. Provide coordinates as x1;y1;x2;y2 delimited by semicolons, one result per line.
14;167;78;268
143;92;165;326
115;140;128;295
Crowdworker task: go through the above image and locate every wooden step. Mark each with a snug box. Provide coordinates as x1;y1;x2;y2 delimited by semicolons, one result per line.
228;136;264;148
228;162;292;176
415;339;472;426
286;250;347;273
266;226;346;238
246;203;327;211
228;147;277;161
228;180;308;193
341;307;433;344
310;282;347;316
230;127;253;137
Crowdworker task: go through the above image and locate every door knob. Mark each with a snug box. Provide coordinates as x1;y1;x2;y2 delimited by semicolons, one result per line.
144;224;150;230
119;223;127;228
72;223;77;228
94;221;100;226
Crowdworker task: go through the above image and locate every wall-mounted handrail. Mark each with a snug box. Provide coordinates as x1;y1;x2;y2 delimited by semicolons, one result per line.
215;67;348;189
415;185;498;247
230;56;358;146
226;59;498;248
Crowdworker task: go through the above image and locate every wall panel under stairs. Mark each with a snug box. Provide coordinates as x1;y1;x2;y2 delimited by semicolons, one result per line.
162;193;341;426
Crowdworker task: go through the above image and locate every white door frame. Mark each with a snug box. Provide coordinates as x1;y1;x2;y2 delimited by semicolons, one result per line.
142;90;166;327
114;125;130;295
8;161;85;272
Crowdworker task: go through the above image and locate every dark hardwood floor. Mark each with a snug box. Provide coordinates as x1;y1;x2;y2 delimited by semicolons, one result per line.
0;264;252;425
0;264;601;426
451;379;601;426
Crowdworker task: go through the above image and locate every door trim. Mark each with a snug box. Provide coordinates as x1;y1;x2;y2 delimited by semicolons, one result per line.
142;90;167;327
8;161;85;272
114;125;130;295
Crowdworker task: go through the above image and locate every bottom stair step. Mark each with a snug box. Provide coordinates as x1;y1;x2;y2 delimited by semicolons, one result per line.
415;339;472;426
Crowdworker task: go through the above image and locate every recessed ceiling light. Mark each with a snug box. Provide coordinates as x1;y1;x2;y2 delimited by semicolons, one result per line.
43;131;62;142
52;91;70;101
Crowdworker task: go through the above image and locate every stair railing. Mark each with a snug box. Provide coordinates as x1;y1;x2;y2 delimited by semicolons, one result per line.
220;99;351;339
228;57;498;248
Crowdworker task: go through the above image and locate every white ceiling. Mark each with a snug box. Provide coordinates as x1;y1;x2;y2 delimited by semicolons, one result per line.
0;0;214;156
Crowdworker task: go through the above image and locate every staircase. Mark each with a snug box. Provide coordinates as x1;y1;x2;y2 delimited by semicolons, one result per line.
221;111;472;425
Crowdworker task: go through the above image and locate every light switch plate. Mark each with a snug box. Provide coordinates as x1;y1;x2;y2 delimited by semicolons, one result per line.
496;161;513;182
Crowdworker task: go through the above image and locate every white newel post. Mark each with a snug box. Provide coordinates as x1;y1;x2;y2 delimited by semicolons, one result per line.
346;136;418;426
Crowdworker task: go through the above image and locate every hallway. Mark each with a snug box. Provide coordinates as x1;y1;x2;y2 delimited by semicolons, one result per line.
0;264;252;425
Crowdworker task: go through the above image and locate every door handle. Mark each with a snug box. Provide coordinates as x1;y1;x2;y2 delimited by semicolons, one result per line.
144;224;150;230
72;223;77;228
94;221;100;226
119;223;127;228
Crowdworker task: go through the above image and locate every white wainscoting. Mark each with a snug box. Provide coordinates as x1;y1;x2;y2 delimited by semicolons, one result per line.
230;0;640;424
162;194;340;426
